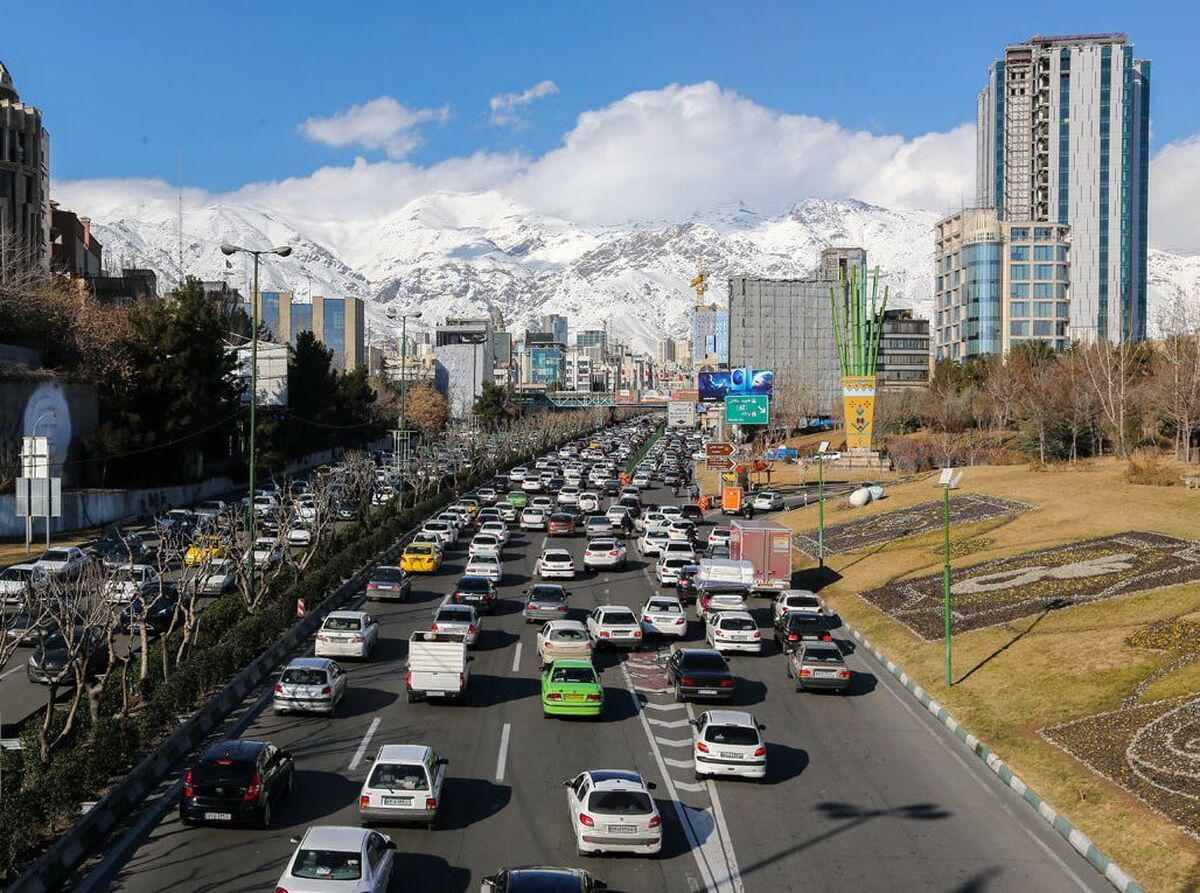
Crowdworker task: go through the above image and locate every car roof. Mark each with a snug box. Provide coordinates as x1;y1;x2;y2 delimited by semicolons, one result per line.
704;709;757;727
545;619;586;630
676;647;724;660
374;743;432;763
596;604;635;613
286;657;334;670
781;589;816;598
300;825;371;849
587;769;647;789
717;611;754;622
547;659;595;670
325;610;367;620
199;739;266;762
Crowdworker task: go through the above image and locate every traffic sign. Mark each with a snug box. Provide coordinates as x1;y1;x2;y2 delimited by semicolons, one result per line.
725;394;769;425
706;442;734;457
706;457;735;470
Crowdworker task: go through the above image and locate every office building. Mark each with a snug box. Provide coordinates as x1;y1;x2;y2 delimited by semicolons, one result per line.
0;61;50;274
977;33;1150;342
691;306;730;368
563;347;599;391
491;330;514;387
934;208;1071;360
519;343;565;387
656;339;676;366
875;309;931;389
541;314;569;346
727;247;866;414
576;329;606;351
245;292;366;372
435;318;494;416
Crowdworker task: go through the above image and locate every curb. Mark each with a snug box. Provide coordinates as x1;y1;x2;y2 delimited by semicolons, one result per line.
842;621;1145;893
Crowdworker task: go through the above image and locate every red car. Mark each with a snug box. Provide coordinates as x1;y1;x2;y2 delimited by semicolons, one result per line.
548;513;577;537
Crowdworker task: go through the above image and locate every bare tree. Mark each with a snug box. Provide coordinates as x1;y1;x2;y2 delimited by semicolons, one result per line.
1080;341;1147;458
1152;304;1200;462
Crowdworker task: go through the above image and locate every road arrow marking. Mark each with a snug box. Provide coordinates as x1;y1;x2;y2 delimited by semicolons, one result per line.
648;718;692;729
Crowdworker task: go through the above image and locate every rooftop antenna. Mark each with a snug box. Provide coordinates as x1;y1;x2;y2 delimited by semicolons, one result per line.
177;151;184;285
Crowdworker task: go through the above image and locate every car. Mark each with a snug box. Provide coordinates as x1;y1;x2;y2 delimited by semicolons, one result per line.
481;866;608;893
448;575;497;613
706;526;733;548
772;589;825;621
666;648;735;701
773;613;833;652
252;537;285;568
674;564;701;605
521;477;543;493
91;529;156;568
577;492;602;513
432;602;482;646
557;486;581;506
410;530;445;552
288;523;313;547
698;590;749;622
564;770;661;856
536;548;577;580
586;605;643;650
316;611;379;659
469;533;503;559
583;515;616;540
193;499;227;520
636;529;669;557
679;503;704;523
193;557;237;595
358;744;448;828
536;620;593;666
478;521;510;546
458;498;481;517
604;505;632;531
523;584;570;623
422;520;457;548
662;541;698;564
548;513;577;537
117;585;182;635
530;495;555;511
506;490;529;509
184;536;227;567
33;546;88;579
639;595;688;638
0;563;49;605
520;508;549;531
494;500;519;522
180;739;295;828
400;543;441;574
583;538;628;572
787;641;852;693
365;566;411;602
705;611;762;653
103;563;161;605
655;556;691;586
704;541;731;560
26;626;107;683
690;710;767;781
274;657;346;714
476;488;498;505
465;554;503;582
274;826;395;893
5;612;59;647
542;659;604;718
641;511;670;534
659;505;683;520
665;520;696;543
752;491;784;511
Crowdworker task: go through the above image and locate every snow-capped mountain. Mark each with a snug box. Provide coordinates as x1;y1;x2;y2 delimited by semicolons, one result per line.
85;191;1198;352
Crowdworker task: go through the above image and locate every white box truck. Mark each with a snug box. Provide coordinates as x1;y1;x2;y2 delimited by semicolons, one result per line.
406;631;471;704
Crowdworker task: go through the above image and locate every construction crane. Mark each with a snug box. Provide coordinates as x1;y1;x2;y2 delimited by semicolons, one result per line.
689;253;709;303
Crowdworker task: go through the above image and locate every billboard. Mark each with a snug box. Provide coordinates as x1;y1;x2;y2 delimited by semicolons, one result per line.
667;400;697;428
725;394;770;425
697;367;773;401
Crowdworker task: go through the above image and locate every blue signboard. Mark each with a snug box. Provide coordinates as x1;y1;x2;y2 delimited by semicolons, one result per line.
697;368;774;401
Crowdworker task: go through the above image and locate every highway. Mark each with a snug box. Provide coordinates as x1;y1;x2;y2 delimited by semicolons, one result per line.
92;482;1109;893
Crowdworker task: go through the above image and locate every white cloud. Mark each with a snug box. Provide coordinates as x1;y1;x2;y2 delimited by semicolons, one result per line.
1150;136;1200;255
489;79;559;127
300;96;450;159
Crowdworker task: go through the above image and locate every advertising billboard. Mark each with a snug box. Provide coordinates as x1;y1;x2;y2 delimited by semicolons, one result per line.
725;394;770;425
697;367;773;401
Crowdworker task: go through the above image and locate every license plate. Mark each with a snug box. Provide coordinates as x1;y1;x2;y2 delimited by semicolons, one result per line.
698;689;718;696
383;796;412;806
566;693;584;700
203;812;233;821
608;824;637;833
817;669;836;676
720;751;740;759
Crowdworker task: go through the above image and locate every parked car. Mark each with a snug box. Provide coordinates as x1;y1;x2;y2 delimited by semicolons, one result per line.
180;739;295;828
273;657;346;714
564;770;661;856
358;744;447;829
365;566;411;602
274;826;394;893
691;710;767;781
666;648;735;702
536;619;593;666
787;641;852;693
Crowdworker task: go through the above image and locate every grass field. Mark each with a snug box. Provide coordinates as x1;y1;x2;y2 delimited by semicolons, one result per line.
777;458;1200;892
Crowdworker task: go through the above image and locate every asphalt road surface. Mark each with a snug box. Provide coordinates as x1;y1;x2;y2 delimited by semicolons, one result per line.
93;484;1110;893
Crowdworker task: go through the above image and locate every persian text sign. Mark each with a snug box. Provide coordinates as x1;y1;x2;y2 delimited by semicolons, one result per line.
725;395;769;425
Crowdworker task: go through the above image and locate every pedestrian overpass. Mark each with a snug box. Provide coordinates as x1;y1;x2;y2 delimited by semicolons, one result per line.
516;391;669;409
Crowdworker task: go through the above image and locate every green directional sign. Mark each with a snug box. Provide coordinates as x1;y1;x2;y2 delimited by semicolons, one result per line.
725;394;769;425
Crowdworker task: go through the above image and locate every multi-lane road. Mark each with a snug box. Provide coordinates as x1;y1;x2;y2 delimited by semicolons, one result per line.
91;482;1109;893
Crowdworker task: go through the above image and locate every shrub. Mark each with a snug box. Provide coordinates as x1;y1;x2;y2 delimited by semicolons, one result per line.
1123;456;1179;487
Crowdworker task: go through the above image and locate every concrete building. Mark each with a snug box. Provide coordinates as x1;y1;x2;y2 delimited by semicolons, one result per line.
435;318;494;416
563;347;599;391
576;329;606;351
656;339;676;366
934;208;1071;361
0;61;50;275
245;292;366;372
491;330;514;387
875;309;931;389
50;204;102;279
726;247;867;414
541;314;569;347
88;269;158;306
691;305;730;368
977;33;1150;342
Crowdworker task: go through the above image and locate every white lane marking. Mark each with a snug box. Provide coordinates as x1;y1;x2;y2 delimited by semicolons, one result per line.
664;757;694;769
349;717;381;771
649;717;692;729
654;735;694;747
643;701;685;711
0;666;25;680
683;699;745;893
495;722;512;782
511;642;522;673
675;781;707;793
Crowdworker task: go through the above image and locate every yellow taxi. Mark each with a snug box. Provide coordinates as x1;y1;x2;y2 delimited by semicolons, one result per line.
400;543;442;574
184;536;227;567
456;499;480;518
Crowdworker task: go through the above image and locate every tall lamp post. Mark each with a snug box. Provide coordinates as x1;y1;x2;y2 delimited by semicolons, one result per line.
814;440;830;570
386;308;422;503
938;467;963;686
219;242;292;608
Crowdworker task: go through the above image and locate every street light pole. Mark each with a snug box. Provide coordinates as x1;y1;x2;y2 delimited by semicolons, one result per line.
387;308;422;508
938;467;963;686
815;441;829;571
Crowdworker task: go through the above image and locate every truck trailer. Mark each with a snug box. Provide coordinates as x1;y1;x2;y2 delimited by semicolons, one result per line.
729;519;792;594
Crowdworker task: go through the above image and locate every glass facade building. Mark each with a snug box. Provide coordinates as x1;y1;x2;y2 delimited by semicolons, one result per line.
289;302;313;345
323;298;346;370
529;346;565;385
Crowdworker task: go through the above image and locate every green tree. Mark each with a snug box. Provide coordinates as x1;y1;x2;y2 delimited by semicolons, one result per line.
473;381;518;430
288;330;338;424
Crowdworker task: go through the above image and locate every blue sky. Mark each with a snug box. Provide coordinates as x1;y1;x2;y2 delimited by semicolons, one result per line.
8;0;1195;190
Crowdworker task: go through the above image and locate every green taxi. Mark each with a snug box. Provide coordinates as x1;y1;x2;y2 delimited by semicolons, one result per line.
541;660;603;718
507;490;530;509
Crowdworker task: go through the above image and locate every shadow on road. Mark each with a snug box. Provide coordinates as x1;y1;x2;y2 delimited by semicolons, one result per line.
437;777;512;831
463;674;540;708
277;769;360;828
762;743;808;784
337;685;398;718
390;852;473;892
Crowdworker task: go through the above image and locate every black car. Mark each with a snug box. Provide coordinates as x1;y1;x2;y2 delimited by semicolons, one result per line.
674;565;701;605
118;584;182;635
6;612;60;646
678;503;704;523
365;565;412;602
482;866;607;892
27;627;107;684
773;613;833;652
450;574;497;612
180;739;294;828
666;648;735;702
92;528;156;567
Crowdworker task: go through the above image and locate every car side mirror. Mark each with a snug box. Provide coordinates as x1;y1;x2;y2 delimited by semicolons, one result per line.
758;724;766;731
563;779;573;787
646;781;657;790
437;757;449;765
385;838;397;849
289;836;301;844
281;750;293;761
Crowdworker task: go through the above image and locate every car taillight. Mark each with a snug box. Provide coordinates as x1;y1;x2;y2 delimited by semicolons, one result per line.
275;887;289;893
547;692;563;701
316;634;327;642
839;669;851;679
586;693;601;702
360;794;370;807
696;741;709;753
405;671;412;688
425;797;437;810
788;634;799;641
718;678;734;687
679;677;694;686
600;631;610;637
467;625;476;635
366;582;377;590
320;685;332;694
459;673;465;689
431;623;439;631
274;682;283;694
351;635;363;643
579;813;594;827
752;630;761;639
633;630;642;638
799;668;812;677
557;605;568;612
649;814;662;828
822;633;831;641
244;770;261;801
609;550;618;556
183;769;194;798
753;746;766;757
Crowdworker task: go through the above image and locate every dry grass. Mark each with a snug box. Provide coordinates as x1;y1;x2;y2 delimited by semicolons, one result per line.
781;458;1200;892
0;532;96;566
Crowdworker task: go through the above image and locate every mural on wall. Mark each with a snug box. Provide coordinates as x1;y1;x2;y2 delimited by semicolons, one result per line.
21;381;74;474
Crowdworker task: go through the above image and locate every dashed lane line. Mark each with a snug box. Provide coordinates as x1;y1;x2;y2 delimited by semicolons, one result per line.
675;781;707;793
495;721;511;782
511;642;522;673
643;701;686;711
664;757;694;769
348;716;381;771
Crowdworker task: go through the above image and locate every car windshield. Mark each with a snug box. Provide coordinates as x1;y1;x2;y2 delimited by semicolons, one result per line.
647;601;682;614
473;536;498;545
804;647;844;663
664;559;688;569
551;628;586;641
368;762;428;790
551;666;596;684
720;616;756;630
544;551;571;562
590;540;616;550
505;870;586;892
789;596;820;609
787;616;825;631
457;577;489;592
281;668;327;685
682;653;728;671
291;848;362;881
587;790;653;816
438;607;474;622
324;616;362;631
425;522;447;531
0;568;34;582
602;610;637;625
529;587;566;603
41;550;71;561
194;760;254;785
408;545;434;556
704;724;760;746
372;568;405;582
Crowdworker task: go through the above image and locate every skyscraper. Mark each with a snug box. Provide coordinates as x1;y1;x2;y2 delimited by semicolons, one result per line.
0;61;50;274
976;33;1150;343
541;314;568;346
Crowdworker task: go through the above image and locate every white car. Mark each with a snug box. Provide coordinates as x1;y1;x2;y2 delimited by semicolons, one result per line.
316;610;379;659
691;710;767;781
494;501;519;522
253;537;285;568
632;472;652;489
577;492;601;513
274;825;394;892
556;486;580;506
194;499;226;519
565;770;662;856
772;589;825;621
33;546;89;579
273;657;346;714
637;529;670;557
440;510;470;532
530;495;555;511
583;539;627;571
752;491;785;511
421;520;457;548
665;520;696;542
699;591;750;622
656;556;691;586
478;521;510;546
508;467;528;483
520;477;543;492
288;523;313;547
536;620;594;667
662;541;698;563
194;558;237;595
659;505;683;520
103;563;160;604
705;610;762;653
0;564;49;605
432;602;481;646
465;554;503;582
640;595;688;638
586;605;643;650
520;508;549;531
358;744;447;828
469;533;503;560
537;549;577;580
476;488;498;505
640;511;670;534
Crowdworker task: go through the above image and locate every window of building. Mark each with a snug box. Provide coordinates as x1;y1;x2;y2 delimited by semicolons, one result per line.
1010;245;1030;261
1034;264;1055;280
1033;245;1055;261
1010;283;1029;298
1058;264;1069;279
1010;301;1029;317
1034;227;1053;240
1057;246;1068;262
1010;264;1029;280
1010;321;1029;337
1010;227;1029;240
1033;320;1054;337
1057;301;1069;317
1034;301;1055;317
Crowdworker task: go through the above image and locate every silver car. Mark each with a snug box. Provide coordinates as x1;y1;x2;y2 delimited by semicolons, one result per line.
523;584;570;623
358;744;447;828
273;658;346;715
